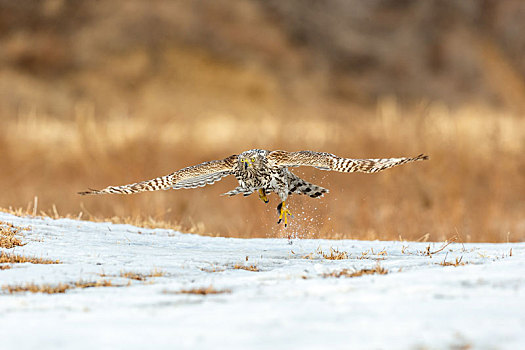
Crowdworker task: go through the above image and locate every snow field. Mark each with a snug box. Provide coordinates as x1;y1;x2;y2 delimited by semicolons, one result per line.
0;212;524;350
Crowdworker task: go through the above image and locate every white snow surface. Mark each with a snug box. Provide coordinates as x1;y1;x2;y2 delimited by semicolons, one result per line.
0;212;524;350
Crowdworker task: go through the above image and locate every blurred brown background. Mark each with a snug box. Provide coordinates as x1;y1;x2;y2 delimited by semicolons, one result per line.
1;0;523;241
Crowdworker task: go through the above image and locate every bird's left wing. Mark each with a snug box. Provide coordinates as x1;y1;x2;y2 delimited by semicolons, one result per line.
267;150;428;173
79;154;238;195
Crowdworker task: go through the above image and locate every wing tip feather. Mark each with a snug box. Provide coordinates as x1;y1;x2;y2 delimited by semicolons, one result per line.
78;188;103;195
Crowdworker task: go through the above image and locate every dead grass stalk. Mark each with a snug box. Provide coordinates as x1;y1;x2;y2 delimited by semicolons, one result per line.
167;286;231;295
0;251;60;265
438;253;467;267
318;247;349;260
0;221;29;249
2;279;115;294
233;264;259;272
119;269;165;281
324;264;388;278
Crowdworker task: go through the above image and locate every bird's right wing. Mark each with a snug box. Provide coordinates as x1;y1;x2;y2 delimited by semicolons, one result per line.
268;150;428;173
79;155;238;195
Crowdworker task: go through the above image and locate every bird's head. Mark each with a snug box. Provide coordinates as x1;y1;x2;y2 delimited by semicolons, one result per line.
239;149;264;170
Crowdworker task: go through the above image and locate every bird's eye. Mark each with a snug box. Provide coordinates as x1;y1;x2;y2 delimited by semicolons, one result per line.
251;158;255;162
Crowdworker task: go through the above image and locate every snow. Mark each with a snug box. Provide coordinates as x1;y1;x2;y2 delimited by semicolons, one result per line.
0;212;524;350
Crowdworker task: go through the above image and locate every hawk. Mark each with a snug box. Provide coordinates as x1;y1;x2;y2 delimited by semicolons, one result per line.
79;149;428;226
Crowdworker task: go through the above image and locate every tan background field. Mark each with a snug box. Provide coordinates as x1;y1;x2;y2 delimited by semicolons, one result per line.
1;1;524;241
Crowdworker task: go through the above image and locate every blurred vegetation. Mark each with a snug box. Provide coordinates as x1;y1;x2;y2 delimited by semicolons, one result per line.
0;0;523;241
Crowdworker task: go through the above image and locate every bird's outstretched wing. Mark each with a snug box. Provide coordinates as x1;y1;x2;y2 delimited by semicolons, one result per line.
268;150;428;173
79;155;238;195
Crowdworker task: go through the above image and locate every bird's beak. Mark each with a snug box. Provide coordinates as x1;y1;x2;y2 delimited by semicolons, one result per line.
244;161;248;170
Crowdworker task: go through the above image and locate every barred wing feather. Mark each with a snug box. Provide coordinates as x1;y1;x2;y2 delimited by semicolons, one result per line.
79;155;237;195
268;150;428;173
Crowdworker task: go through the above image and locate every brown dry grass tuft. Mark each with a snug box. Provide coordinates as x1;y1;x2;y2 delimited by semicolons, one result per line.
318;247;349;260
2;279;115;294
167;286;231;295
354;248;388;261
73;280;115;289
233;264;259;272
420;235;458;257
294;247;349;260
438;253;467;267
0;251;60;265
0;221;29;249
200;266;226;273
3;283;72;294
120;269;165;281
324;264;388;278
0;265;12;270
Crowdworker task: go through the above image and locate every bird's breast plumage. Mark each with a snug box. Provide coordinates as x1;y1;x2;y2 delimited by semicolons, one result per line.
233;157;289;194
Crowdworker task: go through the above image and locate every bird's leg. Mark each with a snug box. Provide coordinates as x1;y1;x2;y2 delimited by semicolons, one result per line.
277;201;293;227
258;189;269;204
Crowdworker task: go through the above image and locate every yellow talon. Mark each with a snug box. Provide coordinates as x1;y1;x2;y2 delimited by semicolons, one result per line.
277;201;293;227
258;189;269;203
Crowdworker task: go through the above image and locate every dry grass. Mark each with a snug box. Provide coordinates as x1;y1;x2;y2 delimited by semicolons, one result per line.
233;264;259;272
166;286;231;295
438;253;467;267
295;247;349;260
354;248;388;261
1;98;523;243
3;283;72;294
73;280;115;289
0;234;25;249
324;264;388;278
2;279;115;294
0;221;29;249
420;236;458;257
119;269;165;281
0;1;524;243
200;266;226;273
1;100;522;243
318;247;349;260
0;251;60;265
0;265;12;270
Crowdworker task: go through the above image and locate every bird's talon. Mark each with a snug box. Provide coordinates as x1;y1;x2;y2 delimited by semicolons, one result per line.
277;201;292;227
258;189;269;204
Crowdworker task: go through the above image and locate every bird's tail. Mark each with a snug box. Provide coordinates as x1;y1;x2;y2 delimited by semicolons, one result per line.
287;172;328;198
